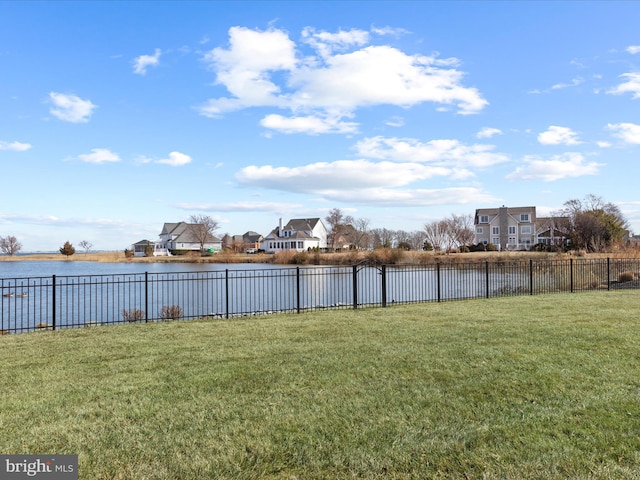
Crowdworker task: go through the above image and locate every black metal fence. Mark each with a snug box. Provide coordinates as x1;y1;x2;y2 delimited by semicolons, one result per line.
1;257;639;334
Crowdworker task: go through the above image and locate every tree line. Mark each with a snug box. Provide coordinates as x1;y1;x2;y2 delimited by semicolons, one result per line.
324;194;631;253
0;194;632;256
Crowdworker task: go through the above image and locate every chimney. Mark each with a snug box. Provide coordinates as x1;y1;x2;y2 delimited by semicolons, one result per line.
278;217;283;237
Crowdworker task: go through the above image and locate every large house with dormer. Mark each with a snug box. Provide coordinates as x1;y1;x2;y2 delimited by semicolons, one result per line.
474;206;570;250
263;218;328;253
155;222;222;255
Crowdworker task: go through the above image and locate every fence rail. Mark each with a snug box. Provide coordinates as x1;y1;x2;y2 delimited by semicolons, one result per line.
1;257;639;334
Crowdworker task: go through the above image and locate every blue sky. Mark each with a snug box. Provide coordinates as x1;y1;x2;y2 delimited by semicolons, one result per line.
2;1;640;251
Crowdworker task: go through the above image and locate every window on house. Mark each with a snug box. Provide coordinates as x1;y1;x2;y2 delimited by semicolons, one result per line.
476;227;483;234
521;226;532;234
492;237;500;245
508;226;516;235
508;236;516;245
492;226;499;235
479;215;489;223
520;213;530;222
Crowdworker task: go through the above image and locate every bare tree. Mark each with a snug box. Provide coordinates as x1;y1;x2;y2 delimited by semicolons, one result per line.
188;214;220;253
0;235;22;256
445;213;475;250
423;221;448;252
79;240;93;254
325;208;354;250
352;217;371;250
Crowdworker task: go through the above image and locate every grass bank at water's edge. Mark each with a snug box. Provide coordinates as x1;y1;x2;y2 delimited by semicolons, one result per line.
1;292;640;479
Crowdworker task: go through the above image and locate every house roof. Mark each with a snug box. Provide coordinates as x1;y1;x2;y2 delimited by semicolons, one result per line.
161;222;220;243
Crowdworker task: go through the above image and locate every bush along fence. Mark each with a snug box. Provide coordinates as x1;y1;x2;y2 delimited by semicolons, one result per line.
1;257;639;334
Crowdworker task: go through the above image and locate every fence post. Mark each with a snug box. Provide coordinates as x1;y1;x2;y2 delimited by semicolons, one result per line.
529;259;533;295
225;269;230;319
52;275;56;331
437;263;441;303
381;265;387;308
570;258;574;293
144;272;149;323
607;257;610;291
296;267;301;314
352;265;358;309
485;261;489;299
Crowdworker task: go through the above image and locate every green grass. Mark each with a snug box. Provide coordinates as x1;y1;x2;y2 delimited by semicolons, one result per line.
2;292;640;479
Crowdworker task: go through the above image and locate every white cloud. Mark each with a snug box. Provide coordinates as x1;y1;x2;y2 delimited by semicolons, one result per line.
49;92;97;123
626;45;640;54
385;116;405;127
0;140;31;151
551;77;583;90
476;127;503;139
236;159;453;193
506;152;602;181
132;48;162;75
198;26;487;131
156;151;192;167
353;136;508;168
607;72;640;99
76;148;121;164
176;201;302;212
321;186;497;206
259;113;358;134
301;27;370;58
537;126;581;145
607;122;640;144
596;141;612;148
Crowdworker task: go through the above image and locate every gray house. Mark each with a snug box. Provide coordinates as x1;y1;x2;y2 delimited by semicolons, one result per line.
474;206;537;250
156;222;222;255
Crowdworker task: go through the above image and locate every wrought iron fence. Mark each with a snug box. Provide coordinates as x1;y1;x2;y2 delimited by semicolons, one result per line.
1;257;639;334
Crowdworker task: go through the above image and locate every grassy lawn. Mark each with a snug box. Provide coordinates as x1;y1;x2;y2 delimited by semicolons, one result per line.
1;292;640;479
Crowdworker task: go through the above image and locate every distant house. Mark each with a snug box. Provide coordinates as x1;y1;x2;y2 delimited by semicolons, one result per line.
263;218;327;253
536;216;570;248
474;206;537;250
222;231;264;252
131;239;157;257
157;222;222;255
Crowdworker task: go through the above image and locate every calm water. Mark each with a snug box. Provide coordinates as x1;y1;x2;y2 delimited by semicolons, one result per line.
0;261;278;279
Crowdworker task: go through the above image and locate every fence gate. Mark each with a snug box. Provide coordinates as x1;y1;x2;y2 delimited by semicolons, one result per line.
352;259;386;309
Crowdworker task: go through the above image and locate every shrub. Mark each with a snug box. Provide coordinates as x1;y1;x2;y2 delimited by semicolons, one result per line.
122;309;145;323
159;305;183;321
290;251;309;265
124;249;134;258
486;243;497;252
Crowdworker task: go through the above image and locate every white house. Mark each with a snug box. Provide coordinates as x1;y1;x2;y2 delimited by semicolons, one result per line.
263;218;328;253
156;222;222;255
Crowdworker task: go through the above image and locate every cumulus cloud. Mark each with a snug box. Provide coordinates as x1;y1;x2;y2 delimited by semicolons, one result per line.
506;152;602;181
626;45;640;54
198;26;487;134
476;127;503;139
0;140;31;151
49;92;97;123
353;136;508;168
156;151;192;167
76;148;121;164
537;126;581;145
133;48;162;75
608;122;640;144
607;72;640;99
